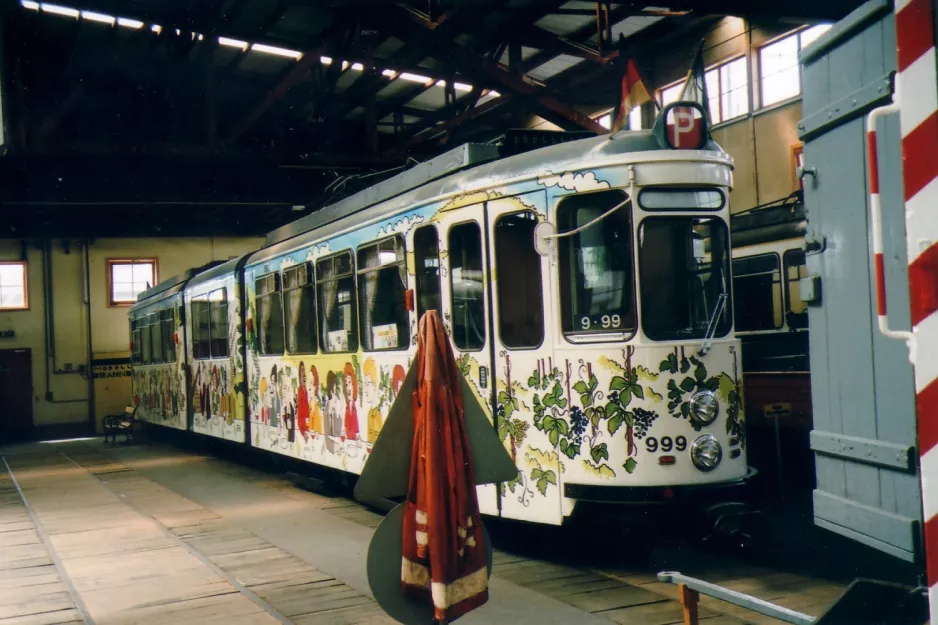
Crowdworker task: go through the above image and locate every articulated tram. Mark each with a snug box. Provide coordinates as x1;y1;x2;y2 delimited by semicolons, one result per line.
129;102;752;526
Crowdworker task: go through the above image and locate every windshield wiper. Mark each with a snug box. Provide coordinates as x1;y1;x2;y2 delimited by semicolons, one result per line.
698;292;727;356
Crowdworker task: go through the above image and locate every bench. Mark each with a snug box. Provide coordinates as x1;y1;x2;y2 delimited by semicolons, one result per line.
103;406;138;445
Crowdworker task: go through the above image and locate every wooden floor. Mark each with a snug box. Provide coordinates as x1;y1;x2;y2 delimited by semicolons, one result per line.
0;438;849;625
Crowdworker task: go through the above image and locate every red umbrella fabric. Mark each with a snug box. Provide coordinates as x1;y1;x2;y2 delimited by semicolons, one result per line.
401;311;488;622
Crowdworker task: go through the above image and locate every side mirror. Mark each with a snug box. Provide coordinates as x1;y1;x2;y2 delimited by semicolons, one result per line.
533;221;557;260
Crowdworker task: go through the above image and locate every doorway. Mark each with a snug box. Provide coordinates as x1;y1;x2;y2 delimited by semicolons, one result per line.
0;349;34;443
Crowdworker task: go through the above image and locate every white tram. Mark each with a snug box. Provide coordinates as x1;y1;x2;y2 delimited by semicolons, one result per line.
129;102;752;526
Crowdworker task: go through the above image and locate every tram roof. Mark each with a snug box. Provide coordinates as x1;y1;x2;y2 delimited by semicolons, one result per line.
263;122;730;252
185;254;253;292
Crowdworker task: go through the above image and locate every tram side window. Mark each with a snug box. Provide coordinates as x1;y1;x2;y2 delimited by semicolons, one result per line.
414;226;442;321
131;319;143;363
284;263;317;354
209;288;229;358
256;274;285;355
495;211;544;348
731;254;782;332
358;236;408;351
317;252;359;353
191;295;211;359
557;190;635;336
142;313;156;364
784;250;808;329
160;308;175;362
449;223;486;350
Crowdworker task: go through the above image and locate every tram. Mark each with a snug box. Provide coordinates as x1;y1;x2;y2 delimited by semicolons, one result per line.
128;101;752;526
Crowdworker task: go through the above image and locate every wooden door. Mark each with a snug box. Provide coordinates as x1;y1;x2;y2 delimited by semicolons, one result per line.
0;349;34;443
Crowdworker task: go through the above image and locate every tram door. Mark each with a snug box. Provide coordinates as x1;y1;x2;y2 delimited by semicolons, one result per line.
485;192;562;525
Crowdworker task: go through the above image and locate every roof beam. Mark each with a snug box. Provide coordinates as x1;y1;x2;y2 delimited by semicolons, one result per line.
390;95;509;153
379;8;605;134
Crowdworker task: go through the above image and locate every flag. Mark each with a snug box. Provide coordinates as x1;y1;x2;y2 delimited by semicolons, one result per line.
611;58;652;133
678;40;711;121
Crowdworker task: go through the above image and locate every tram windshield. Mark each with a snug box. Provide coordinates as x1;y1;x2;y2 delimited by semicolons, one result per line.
638;217;732;341
557;190;636;336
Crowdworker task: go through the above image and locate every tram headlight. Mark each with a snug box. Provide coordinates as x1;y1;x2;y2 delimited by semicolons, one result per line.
689;390;719;425
691;435;722;472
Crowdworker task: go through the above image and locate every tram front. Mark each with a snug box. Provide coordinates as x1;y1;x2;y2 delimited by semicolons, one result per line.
548;102;751;534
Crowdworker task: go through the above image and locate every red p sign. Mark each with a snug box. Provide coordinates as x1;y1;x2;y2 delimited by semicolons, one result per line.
664;104;706;149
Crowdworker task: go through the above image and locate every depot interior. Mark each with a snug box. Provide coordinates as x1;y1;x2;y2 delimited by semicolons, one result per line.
0;0;880;548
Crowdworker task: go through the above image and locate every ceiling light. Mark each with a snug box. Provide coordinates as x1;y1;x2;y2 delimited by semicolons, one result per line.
41;4;79;18
81;10;114;24
117;17;143;29
400;72;432;84
251;43;302;59
21;1;40;10
320;56;333;65
197;33;204;41
151;24;162;33
382;69;397;78
350;62;364;71
218;36;248;51
453;82;472;92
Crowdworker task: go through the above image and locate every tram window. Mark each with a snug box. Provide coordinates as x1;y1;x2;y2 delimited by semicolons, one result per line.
191;294;211;359
130;319;143;364
283;263;317;354
784;249;808;329
638;217;732;341
414;226;442;321
495;211;544;348
209;288;229;358
142;313;156;364
317;252;359;353
160;308;175;362
449;222;486;350
638;188;725;211
557;190;635;337
256;274;285;355
358;236;408;351
731;254;782;331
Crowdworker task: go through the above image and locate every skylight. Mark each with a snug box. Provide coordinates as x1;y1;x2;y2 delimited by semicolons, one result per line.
251;43;303;59
81;10;114;25
219;37;248;51
41;3;79;18
21;1;39;10
117;17;143;29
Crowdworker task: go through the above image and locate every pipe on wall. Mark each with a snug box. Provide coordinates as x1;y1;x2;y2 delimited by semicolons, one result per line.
41;239;89;404
83;239;95;430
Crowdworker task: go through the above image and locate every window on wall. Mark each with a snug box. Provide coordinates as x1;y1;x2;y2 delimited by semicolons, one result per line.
414;226;442;321
596;106;643;131
760;25;832;107
358;236;409;351
658;57;748;124
317;252;358;353
108;259;157;306
494;212;544;348
0;262;28;310
283;263;317;354
256;274;285;355
208;289;229;358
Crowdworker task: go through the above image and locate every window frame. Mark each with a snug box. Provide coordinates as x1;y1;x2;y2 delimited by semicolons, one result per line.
783;248;809;329
731;252;784;332
447;220;488;353
208;287;230;359
758;25;832;109
0;261;29;311
255;272;286;356
638;187;726;212
282;261;319;355
356;235;409;353
556;189;637;342
413;225;442;322
493;210;546;350
316;250;359;354
657;55;750;125
107;258;158;308
160;307;176;363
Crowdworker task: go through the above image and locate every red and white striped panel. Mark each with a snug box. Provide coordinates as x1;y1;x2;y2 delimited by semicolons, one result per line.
895;0;938;618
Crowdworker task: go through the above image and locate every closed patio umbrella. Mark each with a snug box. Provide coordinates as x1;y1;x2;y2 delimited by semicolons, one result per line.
400;310;488;622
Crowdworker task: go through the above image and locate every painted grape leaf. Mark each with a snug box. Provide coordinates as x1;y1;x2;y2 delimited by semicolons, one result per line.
608;412;625;435
680;377;697;393
610;376;628;391
591;443;609;463
624;458;638;474
660;353;678;374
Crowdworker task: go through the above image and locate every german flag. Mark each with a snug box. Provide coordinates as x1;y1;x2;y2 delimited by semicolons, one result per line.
611;58;652;133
